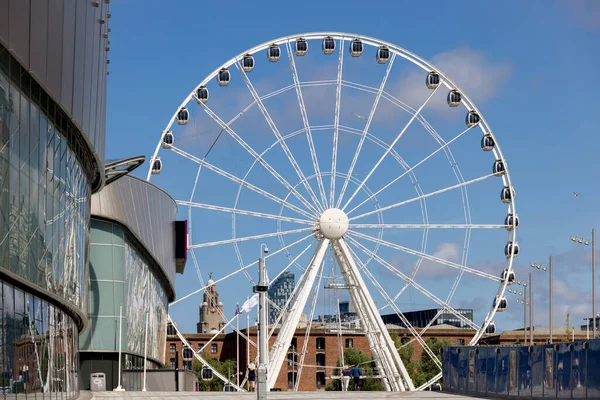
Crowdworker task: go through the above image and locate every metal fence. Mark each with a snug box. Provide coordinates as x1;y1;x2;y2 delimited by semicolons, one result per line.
441;339;600;399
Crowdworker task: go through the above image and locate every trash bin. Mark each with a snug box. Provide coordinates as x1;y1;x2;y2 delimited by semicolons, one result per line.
90;373;106;391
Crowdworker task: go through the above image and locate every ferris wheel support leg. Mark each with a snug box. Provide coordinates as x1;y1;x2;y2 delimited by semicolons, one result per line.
332;240;395;391
333;238;415;391
267;239;330;389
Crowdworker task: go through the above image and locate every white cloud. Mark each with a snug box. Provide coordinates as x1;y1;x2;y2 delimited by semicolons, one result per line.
566;0;600;32
389;48;512;113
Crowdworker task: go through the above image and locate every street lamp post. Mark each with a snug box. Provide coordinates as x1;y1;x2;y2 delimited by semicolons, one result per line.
254;244;269;400
516;280;529;344
531;257;552;343
529;272;534;344
509;288;527;344
571;228;596;338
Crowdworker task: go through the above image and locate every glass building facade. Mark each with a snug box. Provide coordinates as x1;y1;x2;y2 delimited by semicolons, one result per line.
0;1;111;397
79;174;179;390
80;219;168;363
268;272;295;324
0;60;90;319
381;308;474;329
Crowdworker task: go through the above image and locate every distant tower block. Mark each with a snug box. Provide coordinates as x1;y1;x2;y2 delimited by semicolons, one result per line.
197;273;226;334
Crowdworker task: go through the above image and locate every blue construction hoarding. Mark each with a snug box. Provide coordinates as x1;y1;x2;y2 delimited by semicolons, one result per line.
442;339;600;398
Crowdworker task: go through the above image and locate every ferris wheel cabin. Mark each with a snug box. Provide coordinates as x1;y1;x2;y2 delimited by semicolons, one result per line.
196;86;209;104
268;44;280;62
242;54;255;72
494;295;508;312
447;89;461;107
217;68;230;86
426;71;440;89
493;159;506;175
504;213;519;231
161;131;174;149
481;133;495;151
322;36;336;54
295;38;308;56
466;110;480;128
504;241;519;257
500;186;514;204
350;38;363;57
376;45;390;64
177;107;189;125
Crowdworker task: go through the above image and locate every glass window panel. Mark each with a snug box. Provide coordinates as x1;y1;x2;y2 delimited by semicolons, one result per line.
94;281;115;316
113;281;125;316
112;245;125;282
92;317;118;351
89;244;114;280
112;223;125;246
90;219;114;245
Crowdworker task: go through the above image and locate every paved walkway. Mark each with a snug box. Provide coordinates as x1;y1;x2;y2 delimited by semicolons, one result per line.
83;390;488;400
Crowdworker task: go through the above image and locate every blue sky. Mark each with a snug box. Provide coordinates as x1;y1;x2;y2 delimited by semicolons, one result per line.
105;1;600;335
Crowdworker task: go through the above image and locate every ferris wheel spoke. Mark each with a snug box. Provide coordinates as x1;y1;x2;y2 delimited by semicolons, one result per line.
170;146;316;220
235;62;323;214
349;230;499;282
171;233;314;307
176;200;313;226
330;38;345;208
350;223;507;229
336;54;396;209
349;173;497;222
347;126;473;215
189;227;312;249
199;102;321;215
345;244;441;369
342;84;442;211
346;235;480;330
294;258;325;391
286;42;328;209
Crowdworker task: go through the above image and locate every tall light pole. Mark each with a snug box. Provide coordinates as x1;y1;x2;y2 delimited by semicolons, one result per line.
509;288;527;344
571;228;596;338
529;273;534;344
516;280;529;344
254;244;269;400
531;257;552;343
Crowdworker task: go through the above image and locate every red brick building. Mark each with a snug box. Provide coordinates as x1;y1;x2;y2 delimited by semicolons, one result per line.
165;323;476;391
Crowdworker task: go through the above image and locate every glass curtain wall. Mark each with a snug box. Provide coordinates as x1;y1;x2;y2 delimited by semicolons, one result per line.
0;44;91;400
0;55;90;315
81;219;168;364
0;280;79;398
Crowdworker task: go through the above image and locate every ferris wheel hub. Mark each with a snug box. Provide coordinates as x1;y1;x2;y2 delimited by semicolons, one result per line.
319;208;349;239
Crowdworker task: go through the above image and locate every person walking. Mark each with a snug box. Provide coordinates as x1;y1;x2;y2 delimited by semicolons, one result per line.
247;363;256;392
341;365;351;391
351;364;361;391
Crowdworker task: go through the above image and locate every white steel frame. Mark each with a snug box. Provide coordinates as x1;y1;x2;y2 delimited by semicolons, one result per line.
147;32;517;391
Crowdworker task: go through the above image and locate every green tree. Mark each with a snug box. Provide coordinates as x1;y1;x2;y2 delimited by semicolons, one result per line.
324;348;384;391
419;337;450;384
192;356;237;391
393;335;427;387
563;313;573;342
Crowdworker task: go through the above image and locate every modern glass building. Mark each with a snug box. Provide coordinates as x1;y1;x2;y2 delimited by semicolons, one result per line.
0;1;109;398
79;174;181;390
268;272;295;325
381;308;474;329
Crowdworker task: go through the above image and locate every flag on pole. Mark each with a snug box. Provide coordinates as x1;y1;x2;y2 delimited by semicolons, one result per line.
241;294;259;313
235;302;241;316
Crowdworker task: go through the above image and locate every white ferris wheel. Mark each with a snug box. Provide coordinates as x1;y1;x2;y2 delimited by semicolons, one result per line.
147;32;518;391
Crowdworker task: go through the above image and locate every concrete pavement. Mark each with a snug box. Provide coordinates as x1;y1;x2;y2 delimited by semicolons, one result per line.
83;390;489;400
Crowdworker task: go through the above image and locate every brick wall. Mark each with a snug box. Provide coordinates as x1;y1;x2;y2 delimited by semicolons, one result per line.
164;326;477;391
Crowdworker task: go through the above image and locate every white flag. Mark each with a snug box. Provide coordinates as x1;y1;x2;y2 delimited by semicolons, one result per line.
241;294;259;313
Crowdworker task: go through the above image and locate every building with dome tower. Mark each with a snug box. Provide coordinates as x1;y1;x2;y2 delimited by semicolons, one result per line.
197;273;226;334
